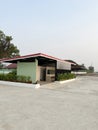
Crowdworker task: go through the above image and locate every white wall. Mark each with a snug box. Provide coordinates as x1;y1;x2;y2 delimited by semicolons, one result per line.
57;61;71;70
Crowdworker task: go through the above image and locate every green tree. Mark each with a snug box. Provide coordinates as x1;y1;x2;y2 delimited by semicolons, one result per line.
0;30;20;59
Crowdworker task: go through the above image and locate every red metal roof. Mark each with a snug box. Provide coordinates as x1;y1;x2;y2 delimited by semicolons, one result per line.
0;53;71;64
6;63;17;69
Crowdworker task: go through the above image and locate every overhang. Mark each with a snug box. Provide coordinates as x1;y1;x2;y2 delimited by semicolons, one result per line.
0;53;66;63
0;53;71;70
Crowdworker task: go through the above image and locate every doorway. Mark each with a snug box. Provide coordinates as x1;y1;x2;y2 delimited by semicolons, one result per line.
40;67;46;81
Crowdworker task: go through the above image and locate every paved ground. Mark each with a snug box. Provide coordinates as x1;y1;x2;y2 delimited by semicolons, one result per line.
0;76;98;130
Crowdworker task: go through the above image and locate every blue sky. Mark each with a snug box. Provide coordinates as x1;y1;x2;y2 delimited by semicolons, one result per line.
0;0;98;71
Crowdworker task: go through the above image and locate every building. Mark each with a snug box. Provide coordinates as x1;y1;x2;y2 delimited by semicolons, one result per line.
65;60;87;74
1;53;71;83
0;63;17;74
88;66;94;73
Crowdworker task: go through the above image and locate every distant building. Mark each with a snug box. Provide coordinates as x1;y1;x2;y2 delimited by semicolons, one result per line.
6;63;17;69
65;60;87;74
88;66;94;73
0;63;17;74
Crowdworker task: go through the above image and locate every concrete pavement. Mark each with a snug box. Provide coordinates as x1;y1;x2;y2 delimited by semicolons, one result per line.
0;76;98;130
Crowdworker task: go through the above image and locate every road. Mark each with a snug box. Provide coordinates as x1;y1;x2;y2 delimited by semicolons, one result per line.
0;76;98;130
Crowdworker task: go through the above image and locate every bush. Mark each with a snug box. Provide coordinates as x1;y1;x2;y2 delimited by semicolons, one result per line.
57;73;76;81
6;70;17;81
0;70;32;83
0;74;6;80
17;75;32;83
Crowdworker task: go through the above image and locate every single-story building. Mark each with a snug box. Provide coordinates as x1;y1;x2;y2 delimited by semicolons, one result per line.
1;53;71;83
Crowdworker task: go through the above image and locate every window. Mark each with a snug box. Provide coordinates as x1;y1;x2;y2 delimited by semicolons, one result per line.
47;70;55;74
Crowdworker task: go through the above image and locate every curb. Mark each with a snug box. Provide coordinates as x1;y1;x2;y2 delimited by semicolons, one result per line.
0;81;40;89
58;78;76;84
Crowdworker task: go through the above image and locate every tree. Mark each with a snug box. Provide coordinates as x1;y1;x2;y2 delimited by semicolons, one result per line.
0;30;20;59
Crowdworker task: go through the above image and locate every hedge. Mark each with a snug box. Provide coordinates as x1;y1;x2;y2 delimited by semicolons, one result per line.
0;70;32;83
57;73;76;81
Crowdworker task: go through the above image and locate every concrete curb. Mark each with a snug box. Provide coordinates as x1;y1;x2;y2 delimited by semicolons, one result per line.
0;81;40;89
0;78;76;89
58;78;76;84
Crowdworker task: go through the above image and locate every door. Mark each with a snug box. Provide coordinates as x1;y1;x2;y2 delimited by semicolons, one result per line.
40;68;46;81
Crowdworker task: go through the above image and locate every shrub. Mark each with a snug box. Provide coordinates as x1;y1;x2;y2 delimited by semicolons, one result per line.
17;75;32;83
26;76;32;83
6;70;17;81
57;73;76;81
0;70;32;83
0;74;6;80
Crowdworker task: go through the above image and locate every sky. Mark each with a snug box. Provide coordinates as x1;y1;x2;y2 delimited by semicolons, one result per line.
0;0;98;71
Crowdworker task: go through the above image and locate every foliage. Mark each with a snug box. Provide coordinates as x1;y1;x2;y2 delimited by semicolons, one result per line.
0;30;20;59
6;70;17;81
57;73;76;81
0;70;32;83
17;75;31;83
0;74;5;80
